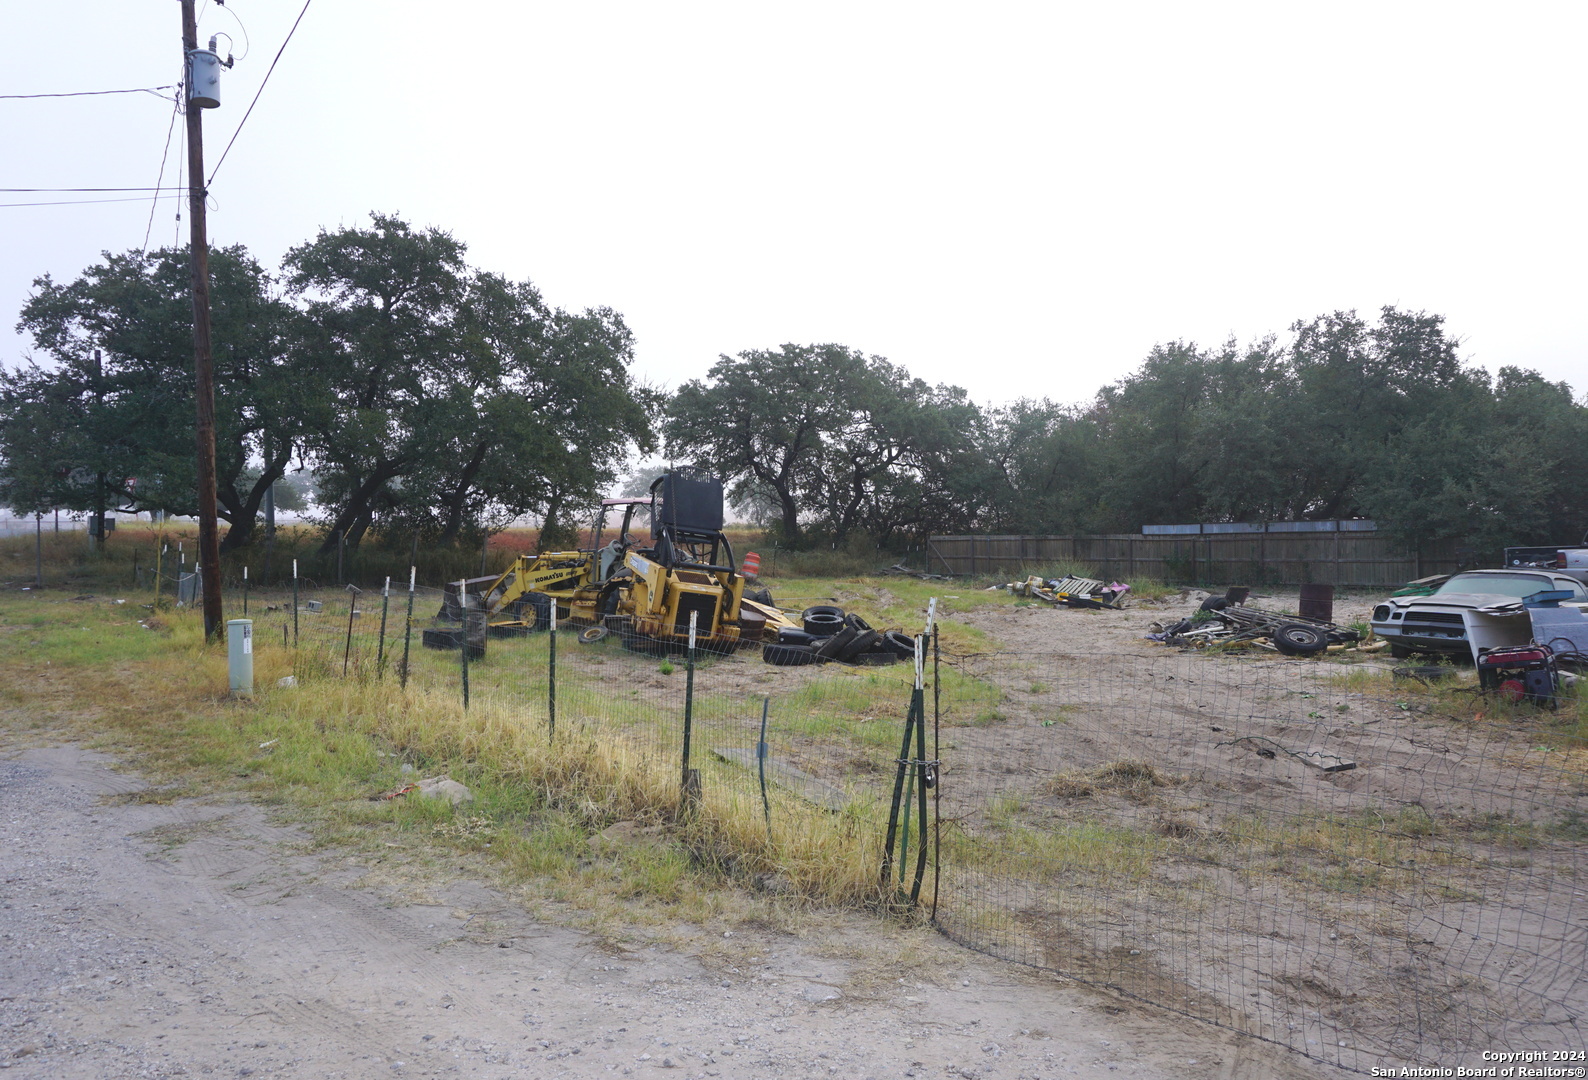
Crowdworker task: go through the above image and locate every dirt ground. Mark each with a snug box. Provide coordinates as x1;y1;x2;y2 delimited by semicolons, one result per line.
0;742;1322;1079
932;586;1587;1070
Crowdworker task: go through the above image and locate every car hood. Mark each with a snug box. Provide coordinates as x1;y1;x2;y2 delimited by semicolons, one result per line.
1385;592;1522;611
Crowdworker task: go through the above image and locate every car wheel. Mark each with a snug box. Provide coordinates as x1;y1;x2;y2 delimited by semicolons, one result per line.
815;626;859;659
1273;623;1329;656
838;629;881;662
804;610;845;636
880;630;917;658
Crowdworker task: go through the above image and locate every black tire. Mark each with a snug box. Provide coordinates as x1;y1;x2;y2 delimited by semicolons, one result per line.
804;610;845;636
1199;596;1229;612
801;605;843;621
512;592;553;632
844;612;873;632
620;628;669;656
815;625;859;659
578;625;610;645
880;630;916;658
1273;623;1329;656
777;628;819;647
744;586;775;606
763;642;820;667
1389;643;1415;660
838;629;881;662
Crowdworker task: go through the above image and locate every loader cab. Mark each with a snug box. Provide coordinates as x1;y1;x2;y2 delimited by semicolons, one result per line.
649;467;735;575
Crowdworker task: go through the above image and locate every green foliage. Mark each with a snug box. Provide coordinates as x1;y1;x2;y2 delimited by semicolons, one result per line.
663;344;985;549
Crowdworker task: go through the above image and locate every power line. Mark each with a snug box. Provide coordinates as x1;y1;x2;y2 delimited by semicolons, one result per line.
0;86;176;100
0;194;187;208
207;0;312;186
0;186;186;193
145;94;184;250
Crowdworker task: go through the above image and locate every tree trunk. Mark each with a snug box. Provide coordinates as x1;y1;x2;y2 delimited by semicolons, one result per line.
219;450;291;553
318;460;404;555
437;440;490;544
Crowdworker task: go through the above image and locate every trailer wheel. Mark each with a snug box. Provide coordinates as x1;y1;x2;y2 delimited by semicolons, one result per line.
1273;623;1329;656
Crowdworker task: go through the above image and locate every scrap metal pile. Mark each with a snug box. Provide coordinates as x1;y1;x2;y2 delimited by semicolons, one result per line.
992;575;1130;610
1147;595;1367;657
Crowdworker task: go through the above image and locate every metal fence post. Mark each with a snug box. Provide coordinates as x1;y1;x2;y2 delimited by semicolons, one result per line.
399;565;415;689
376;575;391;678
457;578;470;711
242;565;249;616
342;584;361;677
682;610;697;797
757;696;771;835
291;558;299;647
547;599;557;739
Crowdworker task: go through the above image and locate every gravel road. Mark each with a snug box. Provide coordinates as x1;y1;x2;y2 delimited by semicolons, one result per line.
0;744;1315;1080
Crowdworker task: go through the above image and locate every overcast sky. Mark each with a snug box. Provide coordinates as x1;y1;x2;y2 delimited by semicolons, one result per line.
3;1;1584;410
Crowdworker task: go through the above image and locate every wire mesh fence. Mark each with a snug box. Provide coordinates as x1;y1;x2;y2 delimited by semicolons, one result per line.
213;573;1587;1072
929;648;1587;1072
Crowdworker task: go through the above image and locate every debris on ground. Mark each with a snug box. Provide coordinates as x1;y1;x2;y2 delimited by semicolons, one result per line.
880;563;952;579
991;575;1130;609
418;775;474;806
1145;600;1363;657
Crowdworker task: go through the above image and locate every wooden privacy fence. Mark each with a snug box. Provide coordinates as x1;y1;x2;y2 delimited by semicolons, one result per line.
925;533;1465;588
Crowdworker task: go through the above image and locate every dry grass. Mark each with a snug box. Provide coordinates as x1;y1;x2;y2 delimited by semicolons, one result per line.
1042;759;1180;799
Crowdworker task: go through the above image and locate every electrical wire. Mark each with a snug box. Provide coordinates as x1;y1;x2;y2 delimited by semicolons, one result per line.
0;194;187;208
207;0;313;187
144;92;184;250
0;86;177;100
0;187;186;193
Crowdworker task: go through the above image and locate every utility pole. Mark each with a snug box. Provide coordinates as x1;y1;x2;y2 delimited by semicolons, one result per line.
181;0;224;642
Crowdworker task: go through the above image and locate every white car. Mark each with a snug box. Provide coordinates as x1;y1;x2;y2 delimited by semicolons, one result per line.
1371;569;1588;658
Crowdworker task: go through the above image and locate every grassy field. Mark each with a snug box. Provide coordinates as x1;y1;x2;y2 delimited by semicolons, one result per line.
0;553;1010;939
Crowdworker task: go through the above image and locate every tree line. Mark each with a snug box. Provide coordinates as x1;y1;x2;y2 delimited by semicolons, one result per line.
5;213;1584;558
0;214;655;555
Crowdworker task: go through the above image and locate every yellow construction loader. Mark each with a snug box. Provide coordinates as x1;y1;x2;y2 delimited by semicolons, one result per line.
461;468;800;652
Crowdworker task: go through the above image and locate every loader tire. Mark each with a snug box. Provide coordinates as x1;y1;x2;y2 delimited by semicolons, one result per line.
880;630;917;658
803;610;845;636
620;628;669;656
512;592;553;632
762;642;820;667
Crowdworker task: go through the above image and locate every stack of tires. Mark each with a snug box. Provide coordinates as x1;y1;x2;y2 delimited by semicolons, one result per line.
762;606;918;667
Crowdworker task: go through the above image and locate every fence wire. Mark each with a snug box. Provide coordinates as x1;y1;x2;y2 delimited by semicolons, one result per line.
930;649;1587;1072
221;576;1586;1072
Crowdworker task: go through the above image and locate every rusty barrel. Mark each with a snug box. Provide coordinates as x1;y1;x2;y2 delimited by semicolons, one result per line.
1298;583;1334;623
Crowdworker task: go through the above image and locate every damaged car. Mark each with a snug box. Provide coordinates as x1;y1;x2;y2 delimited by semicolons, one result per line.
1371;568;1588;658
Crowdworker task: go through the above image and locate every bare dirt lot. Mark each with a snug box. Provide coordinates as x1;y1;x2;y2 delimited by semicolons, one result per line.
932;587;1587;1071
0;743;1317;1079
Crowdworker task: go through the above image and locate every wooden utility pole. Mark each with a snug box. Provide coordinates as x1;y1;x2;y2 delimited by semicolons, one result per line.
181;0;224;641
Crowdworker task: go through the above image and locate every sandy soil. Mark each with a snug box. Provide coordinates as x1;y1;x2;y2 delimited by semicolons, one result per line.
0;743;1320;1080
926;587;1587;1071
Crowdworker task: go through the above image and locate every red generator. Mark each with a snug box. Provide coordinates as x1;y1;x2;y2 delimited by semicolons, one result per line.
1477;644;1558;708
